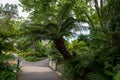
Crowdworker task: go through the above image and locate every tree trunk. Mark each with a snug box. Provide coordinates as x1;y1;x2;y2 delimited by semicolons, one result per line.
53;37;72;60
0;50;2;55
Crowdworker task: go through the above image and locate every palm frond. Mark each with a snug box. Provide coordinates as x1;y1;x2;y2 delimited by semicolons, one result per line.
61;17;76;31
57;2;73;20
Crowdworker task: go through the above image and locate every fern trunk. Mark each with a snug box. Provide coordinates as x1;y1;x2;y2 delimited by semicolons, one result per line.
0;50;2;55
53;37;72;60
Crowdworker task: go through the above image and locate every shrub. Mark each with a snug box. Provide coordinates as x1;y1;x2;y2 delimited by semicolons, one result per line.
25;56;41;62
0;54;18;80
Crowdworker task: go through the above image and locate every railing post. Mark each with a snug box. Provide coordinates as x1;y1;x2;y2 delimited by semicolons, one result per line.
48;58;57;71
17;58;20;69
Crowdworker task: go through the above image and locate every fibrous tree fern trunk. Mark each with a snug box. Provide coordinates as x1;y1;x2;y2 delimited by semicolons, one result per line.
0;50;2;55
53;37;72;60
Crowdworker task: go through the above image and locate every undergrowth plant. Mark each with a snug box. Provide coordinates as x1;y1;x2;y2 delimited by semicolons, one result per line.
0;54;18;80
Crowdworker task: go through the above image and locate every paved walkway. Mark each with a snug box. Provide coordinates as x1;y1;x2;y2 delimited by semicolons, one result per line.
19;59;59;80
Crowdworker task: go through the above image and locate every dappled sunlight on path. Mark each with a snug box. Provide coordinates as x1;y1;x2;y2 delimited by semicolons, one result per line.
19;59;59;80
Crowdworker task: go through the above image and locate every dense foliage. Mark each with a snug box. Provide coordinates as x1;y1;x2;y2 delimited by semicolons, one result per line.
61;0;120;80
0;4;19;80
18;41;48;61
0;0;120;80
0;54;18;80
18;0;120;79
0;3;18;54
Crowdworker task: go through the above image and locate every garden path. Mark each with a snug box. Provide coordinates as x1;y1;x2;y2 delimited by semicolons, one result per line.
19;59;59;80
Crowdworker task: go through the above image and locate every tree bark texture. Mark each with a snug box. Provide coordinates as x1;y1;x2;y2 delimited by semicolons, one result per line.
0;50;2;55
53;37;72;60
